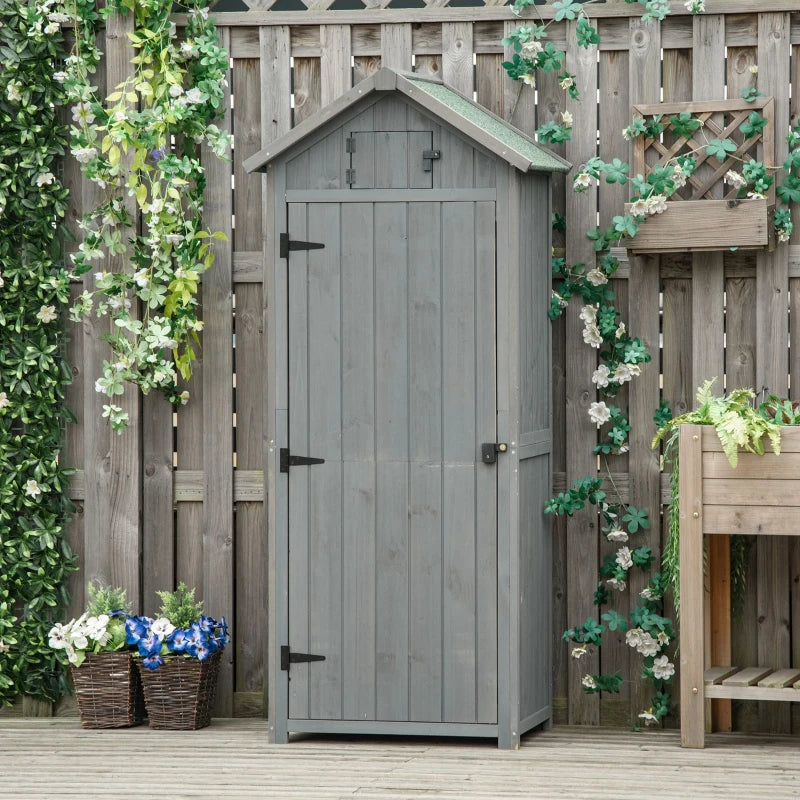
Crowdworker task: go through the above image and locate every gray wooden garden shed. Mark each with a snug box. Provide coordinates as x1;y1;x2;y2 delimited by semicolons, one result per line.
244;68;570;749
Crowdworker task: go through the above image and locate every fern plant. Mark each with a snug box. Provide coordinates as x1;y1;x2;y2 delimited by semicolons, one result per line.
653;379;782;614
87;583;130;617
156;582;204;630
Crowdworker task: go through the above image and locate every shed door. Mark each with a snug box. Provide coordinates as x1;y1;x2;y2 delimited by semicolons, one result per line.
286;200;497;725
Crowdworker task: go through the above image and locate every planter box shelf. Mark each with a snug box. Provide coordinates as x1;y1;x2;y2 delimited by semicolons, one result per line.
679;425;800;748
626;98;775;254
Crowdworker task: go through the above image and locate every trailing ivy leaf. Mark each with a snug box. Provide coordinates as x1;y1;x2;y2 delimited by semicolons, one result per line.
552;212;566;232
741;87;764;103
644;114;664;140
576;15;600;47
536;120;572;144
603;158;629;185
612;214;639;238
622;506;650;533
669;111;701;139
739;111;768;138
552;0;583;21
706;138;737;162
594;583;610;606
632;546;655;569
653;399;672;428
601;609;629;632
623;337;650;364
777;174;800;204
538;43;564;74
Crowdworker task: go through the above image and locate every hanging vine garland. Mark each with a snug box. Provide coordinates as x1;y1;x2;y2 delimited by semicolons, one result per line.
0;0;76;706
63;0;231;432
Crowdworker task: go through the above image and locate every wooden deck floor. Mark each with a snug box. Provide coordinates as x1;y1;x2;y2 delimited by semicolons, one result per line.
1;718;799;799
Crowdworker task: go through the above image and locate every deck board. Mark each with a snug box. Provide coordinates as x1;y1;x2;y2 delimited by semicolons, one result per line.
1;719;800;799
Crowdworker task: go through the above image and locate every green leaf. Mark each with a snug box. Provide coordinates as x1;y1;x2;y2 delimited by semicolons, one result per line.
603;158;629;185
622;506;651;533
741;87;764;103
601;610;629;632
552;0;583;21
739;111;767;139
575;15;600;48
668;111;701;139
706;138;737;162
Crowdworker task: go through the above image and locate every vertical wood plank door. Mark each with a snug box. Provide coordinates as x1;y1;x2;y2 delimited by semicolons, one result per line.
285;199;498;725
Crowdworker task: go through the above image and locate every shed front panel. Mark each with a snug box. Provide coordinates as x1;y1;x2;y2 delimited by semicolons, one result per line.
285;198;498;725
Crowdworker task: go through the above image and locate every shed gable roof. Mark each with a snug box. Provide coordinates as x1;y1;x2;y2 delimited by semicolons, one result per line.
243;68;571;175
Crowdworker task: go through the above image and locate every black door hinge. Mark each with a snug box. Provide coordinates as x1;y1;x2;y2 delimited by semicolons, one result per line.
345;168;356;185
345;136;356;153
280;233;325;259
281;645;326;671
280;447;325;473
481;442;508;464
422;149;441;172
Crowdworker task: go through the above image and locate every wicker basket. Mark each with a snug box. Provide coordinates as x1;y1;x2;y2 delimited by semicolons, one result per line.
71;651;145;729
136;651;221;730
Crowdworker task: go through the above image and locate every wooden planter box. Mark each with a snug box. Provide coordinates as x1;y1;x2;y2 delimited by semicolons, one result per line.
626;98;775;254
71;651;145;729
624;198;772;253
679;424;800;748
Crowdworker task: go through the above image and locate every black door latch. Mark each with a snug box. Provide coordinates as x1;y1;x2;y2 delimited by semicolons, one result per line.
481;442;508;464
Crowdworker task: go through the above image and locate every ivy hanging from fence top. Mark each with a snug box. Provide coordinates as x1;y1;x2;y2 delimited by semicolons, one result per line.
63;0;231;433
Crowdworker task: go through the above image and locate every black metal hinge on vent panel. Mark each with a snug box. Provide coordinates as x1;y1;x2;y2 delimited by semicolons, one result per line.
281;646;326;671
279;448;325;473
279;233;325;259
422;149;441;172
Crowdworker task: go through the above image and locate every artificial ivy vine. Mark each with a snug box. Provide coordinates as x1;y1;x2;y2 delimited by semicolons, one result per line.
64;0;231;432
503;0;800;726
0;0;76;706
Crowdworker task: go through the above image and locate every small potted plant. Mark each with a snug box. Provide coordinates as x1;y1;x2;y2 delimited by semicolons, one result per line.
126;582;229;730
48;583;143;728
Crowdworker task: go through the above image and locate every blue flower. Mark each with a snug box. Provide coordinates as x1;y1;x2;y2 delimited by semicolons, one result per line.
150;146;167;163
198;615;215;634
137;630;163;658
191;640;211;661
216;616;229;646
125;616;150;644
109;609;127;619
166;628;188;652
186;624;204;648
142;653;164;670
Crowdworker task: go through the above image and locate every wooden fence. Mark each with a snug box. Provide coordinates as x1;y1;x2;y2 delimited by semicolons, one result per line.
47;0;800;730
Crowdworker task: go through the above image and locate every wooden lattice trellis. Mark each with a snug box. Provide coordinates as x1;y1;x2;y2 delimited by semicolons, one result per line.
626;98;775;253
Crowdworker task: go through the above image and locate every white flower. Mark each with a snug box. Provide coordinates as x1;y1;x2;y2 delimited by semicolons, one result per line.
47;11;70;22
113;110;127;123
560;75;574;90
645;194;668;215
69;627;88;650
581;675;597;689
724;169;747;189
615;322;626;340
25;479;42;498
189;5;209;19
181;41;197;57
49;622;69;650
626;629;644;649
561;110;573;128
179;390;190;405
585;268;607;287
72;102;95;125
36;172;55;187
169;83;184;98
640;587;654;600
592;364;611;388
44;22;60;34
615;547;633;570
572;645;587;659
0;641;8;654
629;198;648;217
573;172;593;191
607;529;628;543
133;269;150;288
612;362;641;384
521;73;536;88
671;163;688;189
778;229;791;243
589;401;611;427
521;39;543;58
657;631;670;646
72;146;97;164
749;64;758;75
747;191;766;200
36;305;57;324
184;87;205;105
151;617;176;641
637;632;660;657
579;304;597;325
582;324;602;348
165;234;184;245
638;709;659;726
84;615;111;645
606;577;626;592
53;71;67;83
6;81;22;103
0;392;7;409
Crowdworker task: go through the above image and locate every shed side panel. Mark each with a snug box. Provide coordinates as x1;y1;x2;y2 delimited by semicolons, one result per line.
517;173;553;723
